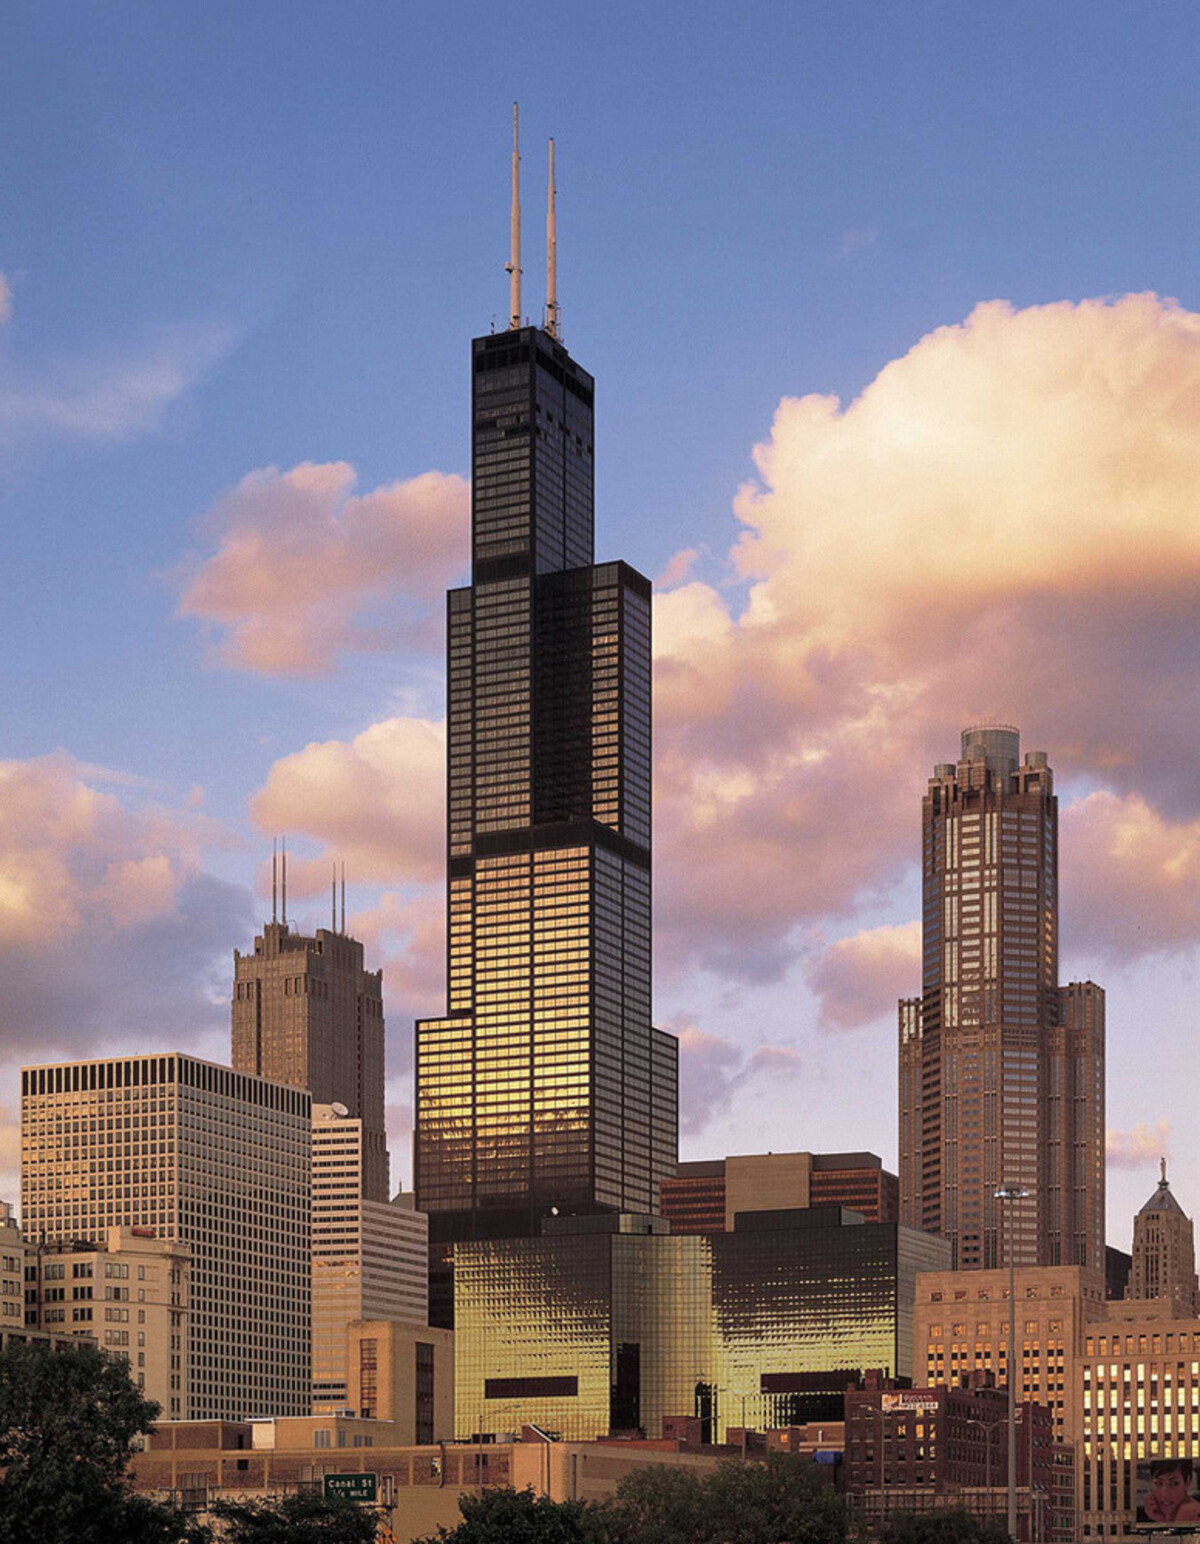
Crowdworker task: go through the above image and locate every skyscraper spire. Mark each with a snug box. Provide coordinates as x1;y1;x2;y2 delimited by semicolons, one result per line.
545;138;559;339
506;103;522;330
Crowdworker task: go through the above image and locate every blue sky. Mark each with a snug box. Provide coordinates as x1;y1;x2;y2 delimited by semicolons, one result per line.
4;2;1200;1243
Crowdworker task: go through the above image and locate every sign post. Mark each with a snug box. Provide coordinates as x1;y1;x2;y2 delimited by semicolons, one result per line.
323;1472;378;1504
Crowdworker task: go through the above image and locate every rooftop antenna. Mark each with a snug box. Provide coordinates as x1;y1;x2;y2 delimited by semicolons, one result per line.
281;836;287;926
545;138;559;339
340;863;346;934
506;103;522;330
331;863;337;933
271;839;278;924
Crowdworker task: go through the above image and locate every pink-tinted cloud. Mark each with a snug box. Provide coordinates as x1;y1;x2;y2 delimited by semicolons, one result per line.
351;887;447;1056
250;716;445;888
179;462;468;674
673;1017;799;1137
0;753;248;1079
806;921;921;1030
0;751;229;948
1062;793;1200;962
1107;1120;1171;1170
653;294;1200;978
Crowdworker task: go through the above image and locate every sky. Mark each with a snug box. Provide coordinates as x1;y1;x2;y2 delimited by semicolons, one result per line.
3;1;1200;1248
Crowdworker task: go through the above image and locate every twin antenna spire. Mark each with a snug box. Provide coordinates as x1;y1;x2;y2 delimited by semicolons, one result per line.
506;103;559;339
269;839;347;934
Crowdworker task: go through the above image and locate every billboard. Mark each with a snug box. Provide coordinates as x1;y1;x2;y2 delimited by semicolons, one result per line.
1136;1457;1200;1529
880;1391;941;1416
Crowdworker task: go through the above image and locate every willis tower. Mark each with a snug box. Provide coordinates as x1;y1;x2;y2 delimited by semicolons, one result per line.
415;116;678;1316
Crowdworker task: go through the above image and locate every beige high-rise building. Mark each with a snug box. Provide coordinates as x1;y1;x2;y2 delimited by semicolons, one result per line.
29;1227;190;1418
1130;1162;1199;1314
21;1053;310;1420
233;918;387;1201
345;1319;453;1440
1080;1312;1200;1537
899;724;1105;1270
0;1202;25;1331
913;1264;1108;1445
312;1104;429;1412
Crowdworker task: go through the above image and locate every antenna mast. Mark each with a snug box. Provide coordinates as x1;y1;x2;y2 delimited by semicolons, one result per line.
340;863;346;934
271;840;278;923
281;837;287;926
506;103;522;329
545;138;559;339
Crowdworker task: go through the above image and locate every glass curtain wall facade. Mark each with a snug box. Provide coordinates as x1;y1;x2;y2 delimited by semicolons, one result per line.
415;327;677;1256
453;1210;951;1443
899;724;1105;1270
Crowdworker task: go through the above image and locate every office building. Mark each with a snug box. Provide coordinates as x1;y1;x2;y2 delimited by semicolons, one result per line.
21;1053;310;1420
1080;1313;1200;1538
844;1373;1073;1543
345;1318;454;1440
455;1208;949;1443
233;916;387;1201
28;1227;189;1417
1129;1162;1199;1315
659;1151;898;1235
312;1104;429;1411
0;1202;25;1330
899;723;1105;1269
414;142;677;1278
913;1264;1107;1444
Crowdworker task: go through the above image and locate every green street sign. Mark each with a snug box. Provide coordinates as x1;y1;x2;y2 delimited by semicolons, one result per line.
323;1472;378;1503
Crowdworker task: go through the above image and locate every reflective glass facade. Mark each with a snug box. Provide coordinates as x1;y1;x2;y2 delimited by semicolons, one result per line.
454;1210;951;1443
415;327;677;1255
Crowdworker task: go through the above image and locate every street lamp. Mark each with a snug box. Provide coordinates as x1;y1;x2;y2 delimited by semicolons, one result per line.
995;1183;1031;1543
964;1414;1004;1492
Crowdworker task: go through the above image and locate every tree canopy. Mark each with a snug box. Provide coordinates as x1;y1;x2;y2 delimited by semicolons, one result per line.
0;1339;206;1544
420;1452;847;1544
417;1485;612;1544
210;1490;382;1542
878;1507;1011;1544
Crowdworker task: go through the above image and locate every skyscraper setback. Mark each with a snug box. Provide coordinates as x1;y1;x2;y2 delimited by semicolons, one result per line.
414;132;677;1259
899;723;1104;1271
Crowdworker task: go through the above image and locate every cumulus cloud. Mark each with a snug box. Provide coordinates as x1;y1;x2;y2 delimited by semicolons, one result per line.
179;463;468;674
806;921;921;1030
674;1018;800;1137
350;888;447;1068
1062;792;1200;962
0;752;248;1071
251;717;445;888
1107;1120;1171;1170
653;294;1200;979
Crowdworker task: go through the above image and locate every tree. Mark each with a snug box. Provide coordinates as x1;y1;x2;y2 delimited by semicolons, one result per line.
606;1452;848;1544
603;1464;707;1544
878;1508;1010;1544
699;1452;848;1544
210;1491;382;1542
416;1486;614;1544
0;1339;208;1544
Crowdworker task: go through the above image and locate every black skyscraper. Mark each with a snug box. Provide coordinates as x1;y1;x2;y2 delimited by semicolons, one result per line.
414;318;677;1282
